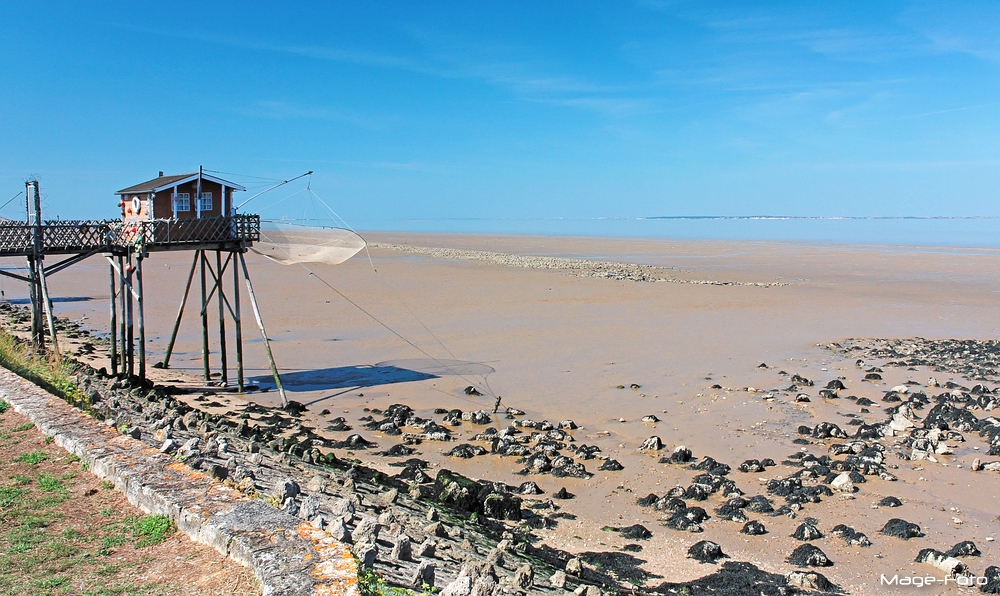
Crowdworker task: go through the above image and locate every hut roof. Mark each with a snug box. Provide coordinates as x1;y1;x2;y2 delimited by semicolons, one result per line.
116;173;246;195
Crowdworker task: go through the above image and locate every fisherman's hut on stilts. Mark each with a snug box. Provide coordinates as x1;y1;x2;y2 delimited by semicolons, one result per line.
0;168;289;406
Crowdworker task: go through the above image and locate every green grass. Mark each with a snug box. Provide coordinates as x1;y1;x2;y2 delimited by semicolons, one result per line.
13;422;34;432
15;450;49;466
0;328;87;409
0;400;8;414
38;473;67;493
129;515;175;548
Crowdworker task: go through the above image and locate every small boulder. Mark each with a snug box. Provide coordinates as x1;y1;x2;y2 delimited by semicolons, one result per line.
687;540;726;563
741;520;767;535
787;544;832;567
880;518;921;540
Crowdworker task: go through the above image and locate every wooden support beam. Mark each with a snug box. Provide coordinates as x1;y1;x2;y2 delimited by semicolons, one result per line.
136;255;146;380
162;251;199;369
216;251;228;386
126;254;134;377
200;251;210;381
109;260;118;376
37;259;59;356
45;249;100;276
238;252;286;406
118;255;126;376
232;250;244;392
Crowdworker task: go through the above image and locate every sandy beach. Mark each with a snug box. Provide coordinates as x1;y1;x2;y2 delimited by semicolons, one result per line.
7;232;1000;594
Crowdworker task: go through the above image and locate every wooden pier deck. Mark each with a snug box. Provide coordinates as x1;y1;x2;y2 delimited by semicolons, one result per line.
0;214;260;258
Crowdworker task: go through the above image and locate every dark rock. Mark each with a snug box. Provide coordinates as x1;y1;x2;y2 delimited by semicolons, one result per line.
687;540;726;563
639;436;663;451
981;566;1000;593
637;493;659;507
741;520;767;535
880;518;922;539
445;443;487;458
826;380;847;390
745;495;775;514
552;487;574;500
830;524;872;547
382;443;415;457
598;458;624;471
617;524;652;540
518;481;543;495
622;543;643;553
666;506;708;532
787;544;832;567
946;540;981;557
786;570;834;592
482;492;522;521
879;496;903;507
791;522;823;541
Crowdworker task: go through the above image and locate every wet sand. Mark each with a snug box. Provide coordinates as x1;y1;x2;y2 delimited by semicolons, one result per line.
6;233;1000;594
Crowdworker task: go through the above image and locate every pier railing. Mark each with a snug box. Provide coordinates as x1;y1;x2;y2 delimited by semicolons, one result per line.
0;214;260;257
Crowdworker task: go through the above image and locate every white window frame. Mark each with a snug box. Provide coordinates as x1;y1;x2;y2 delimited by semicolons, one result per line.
172;192;191;212
197;192;213;212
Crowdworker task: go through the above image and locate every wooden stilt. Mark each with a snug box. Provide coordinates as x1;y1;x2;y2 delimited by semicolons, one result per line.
232;251;244;392
216;251;228;386
200;250;210;381
26;258;41;351
109;259;118;375
126;253;134;377
136;254;145;380
162;251;198;369
118;255;127;376
238;252;286;406
37;259;59;356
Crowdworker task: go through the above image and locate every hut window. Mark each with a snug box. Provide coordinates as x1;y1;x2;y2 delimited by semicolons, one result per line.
197;192;213;212
173;193;191;212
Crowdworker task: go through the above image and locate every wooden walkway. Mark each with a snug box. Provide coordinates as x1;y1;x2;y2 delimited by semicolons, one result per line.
0;214;260;257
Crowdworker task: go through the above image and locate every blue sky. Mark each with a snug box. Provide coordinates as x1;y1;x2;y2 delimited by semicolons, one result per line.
1;1;999;224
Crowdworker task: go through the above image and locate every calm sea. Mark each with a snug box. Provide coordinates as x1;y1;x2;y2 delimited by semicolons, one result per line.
349;216;1000;249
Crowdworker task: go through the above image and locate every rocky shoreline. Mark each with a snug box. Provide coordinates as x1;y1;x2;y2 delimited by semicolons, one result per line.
5;300;1000;594
369;243;788;287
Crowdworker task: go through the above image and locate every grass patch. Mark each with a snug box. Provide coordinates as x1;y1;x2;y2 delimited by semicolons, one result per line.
38;473;67;493
130;515;175;548
15;450;49;466
0;400;8;414
13;422;34;432
0;328;87;408
0;486;26;508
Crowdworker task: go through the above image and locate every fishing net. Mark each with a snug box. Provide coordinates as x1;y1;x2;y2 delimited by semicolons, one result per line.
252;222;366;266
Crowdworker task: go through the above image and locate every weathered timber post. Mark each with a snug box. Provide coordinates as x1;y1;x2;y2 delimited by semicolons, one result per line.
216;251;228;385
162;252;198;369
136;254;145;379
232;250;245;392
238;251;286;406
125;253;134;377
109;259;118;375
200;250;210;381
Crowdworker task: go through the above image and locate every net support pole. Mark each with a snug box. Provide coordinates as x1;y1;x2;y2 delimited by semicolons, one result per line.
216;251;228;386
162;251;198;368
200;250;210;382
238;252;286;406
232;250;245;392
136;254;145;380
108;259;118;375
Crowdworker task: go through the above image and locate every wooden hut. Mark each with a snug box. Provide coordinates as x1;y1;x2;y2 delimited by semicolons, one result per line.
115;171;246;220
